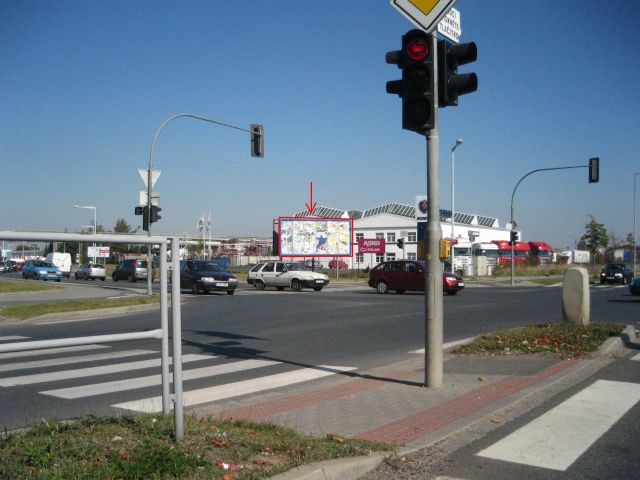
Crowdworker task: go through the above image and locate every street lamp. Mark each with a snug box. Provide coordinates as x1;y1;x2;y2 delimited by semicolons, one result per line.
634;173;640;278
450;138;462;274
74;205;97;263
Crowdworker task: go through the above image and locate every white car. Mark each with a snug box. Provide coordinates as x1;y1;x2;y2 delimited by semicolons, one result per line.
252;261;329;292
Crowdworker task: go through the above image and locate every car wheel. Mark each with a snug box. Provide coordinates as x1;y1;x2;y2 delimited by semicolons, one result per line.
291;279;302;292
254;280;265;291
376;281;389;294
112;274;118;282
128;274;135;283
448;290;458;295
313;286;323;291
74;273;78;280
22;272;27;279
191;281;199;295
100;277;105;281
227;290;234;295
276;286;285;291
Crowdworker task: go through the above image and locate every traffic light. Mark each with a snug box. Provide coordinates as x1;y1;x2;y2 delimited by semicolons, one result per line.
439;239;451;260
397;238;405;249
386;29;435;134
150;205;162;223
437;39;478;107
510;231;519;246
142;205;149;231
134;206;143;216
250;124;264;158
589;157;599;183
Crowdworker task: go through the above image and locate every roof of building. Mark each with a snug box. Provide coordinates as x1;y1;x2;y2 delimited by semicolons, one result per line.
293;203;499;228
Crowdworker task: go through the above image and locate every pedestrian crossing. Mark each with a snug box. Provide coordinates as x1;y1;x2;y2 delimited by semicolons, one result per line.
0;336;355;416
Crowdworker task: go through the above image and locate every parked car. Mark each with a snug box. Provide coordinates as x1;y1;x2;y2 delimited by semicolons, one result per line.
0;262;6;273
600;263;633;285
112;259;153;282
629;277;640;296
368;260;464;295
75;263;106;281
247;262;266;285
252;261;329;292
328;259;349;269
180;259;238;295
21;260;62;282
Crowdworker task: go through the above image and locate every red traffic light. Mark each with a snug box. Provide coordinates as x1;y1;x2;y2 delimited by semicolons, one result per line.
406;38;429;61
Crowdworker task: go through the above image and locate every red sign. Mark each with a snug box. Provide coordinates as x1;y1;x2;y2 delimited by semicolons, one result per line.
358;238;386;254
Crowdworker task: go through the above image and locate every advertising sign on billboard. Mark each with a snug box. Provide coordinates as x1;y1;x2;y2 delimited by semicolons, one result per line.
358;238;386;254
88;246;110;258
279;217;353;257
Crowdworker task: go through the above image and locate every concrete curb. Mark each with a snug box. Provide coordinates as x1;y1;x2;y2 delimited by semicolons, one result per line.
270;453;388;480
14;303;161;324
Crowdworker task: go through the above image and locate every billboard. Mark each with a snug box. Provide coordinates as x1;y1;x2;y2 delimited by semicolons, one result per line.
278;217;353;257
358;238;385;254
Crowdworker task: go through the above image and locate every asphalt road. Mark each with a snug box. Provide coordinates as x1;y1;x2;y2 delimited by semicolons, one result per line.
0;282;637;431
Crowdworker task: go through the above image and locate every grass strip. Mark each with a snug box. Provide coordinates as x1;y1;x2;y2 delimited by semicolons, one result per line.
454;323;624;358
0;414;392;479
0;295;160;320
0;279;63;294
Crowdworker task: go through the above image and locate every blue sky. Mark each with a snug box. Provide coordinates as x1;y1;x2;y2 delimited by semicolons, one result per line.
1;0;639;250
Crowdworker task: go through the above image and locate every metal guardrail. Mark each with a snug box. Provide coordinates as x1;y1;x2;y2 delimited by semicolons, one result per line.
0;231;185;441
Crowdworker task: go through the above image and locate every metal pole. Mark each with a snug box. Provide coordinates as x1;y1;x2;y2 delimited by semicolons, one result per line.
634;173;639;278
159;241;170;415
425;32;443;388
170;237;184;441
450;139;462;274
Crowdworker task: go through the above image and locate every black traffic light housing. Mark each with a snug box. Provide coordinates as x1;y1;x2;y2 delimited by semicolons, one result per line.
510;230;519;246
589;157;599;183
150;205;161;223
386;29;435;134
250;124;264;158
142;205;149;231
437;39;478;107
397;238;405;249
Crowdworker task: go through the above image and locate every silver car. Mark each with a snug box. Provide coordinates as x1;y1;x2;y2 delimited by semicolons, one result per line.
74;263;106;281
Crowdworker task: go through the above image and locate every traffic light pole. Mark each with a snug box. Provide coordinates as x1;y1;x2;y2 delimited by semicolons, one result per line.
425;32;443;389
509;165;591;286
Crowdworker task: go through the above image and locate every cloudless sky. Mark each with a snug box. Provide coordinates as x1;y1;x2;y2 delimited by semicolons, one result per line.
1;0;639;250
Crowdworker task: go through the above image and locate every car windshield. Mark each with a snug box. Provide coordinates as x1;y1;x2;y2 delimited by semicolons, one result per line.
286;263;308;271
194;262;222;272
36;261;54;268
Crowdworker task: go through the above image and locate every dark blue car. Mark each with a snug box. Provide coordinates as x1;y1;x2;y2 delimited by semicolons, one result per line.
179;259;238;295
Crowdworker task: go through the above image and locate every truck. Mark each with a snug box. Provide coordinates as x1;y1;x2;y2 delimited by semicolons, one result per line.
451;239;472;275
46;252;72;278
558;250;590;264
471;241;499;268
528;241;554;265
492;240;531;266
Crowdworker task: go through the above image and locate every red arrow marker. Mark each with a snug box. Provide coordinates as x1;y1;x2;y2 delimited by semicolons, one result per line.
305;180;316;215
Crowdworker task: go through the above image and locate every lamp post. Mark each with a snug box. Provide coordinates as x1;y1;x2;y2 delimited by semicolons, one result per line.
74;205;97;263
450;138;462;274
634;173;640;278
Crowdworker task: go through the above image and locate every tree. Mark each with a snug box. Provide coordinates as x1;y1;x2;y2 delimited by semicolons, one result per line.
581;215;608;278
114;218;132;234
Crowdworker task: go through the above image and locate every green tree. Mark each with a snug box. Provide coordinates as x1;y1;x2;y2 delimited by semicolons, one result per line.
581;215;608;278
114;218;132;234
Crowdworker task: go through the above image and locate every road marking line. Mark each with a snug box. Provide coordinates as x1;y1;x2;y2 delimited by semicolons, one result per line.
0;349;156;373
476;380;640;471
112;365;356;413
631;353;640;361
0;354;212;387
0;336;29;342
0;344;108;361
42;359;280;399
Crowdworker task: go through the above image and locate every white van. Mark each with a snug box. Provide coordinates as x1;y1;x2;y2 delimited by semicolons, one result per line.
46;252;72;278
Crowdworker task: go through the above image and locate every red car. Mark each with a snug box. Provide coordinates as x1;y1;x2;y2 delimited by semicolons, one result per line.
328;259;348;269
368;260;464;295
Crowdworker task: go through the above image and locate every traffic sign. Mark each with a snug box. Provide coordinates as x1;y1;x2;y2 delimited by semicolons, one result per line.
390;0;459;33
139;191;160;206
437;7;461;43
138;168;161;189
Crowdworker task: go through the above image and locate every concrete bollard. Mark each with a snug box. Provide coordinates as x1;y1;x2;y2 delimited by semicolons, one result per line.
562;267;590;325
